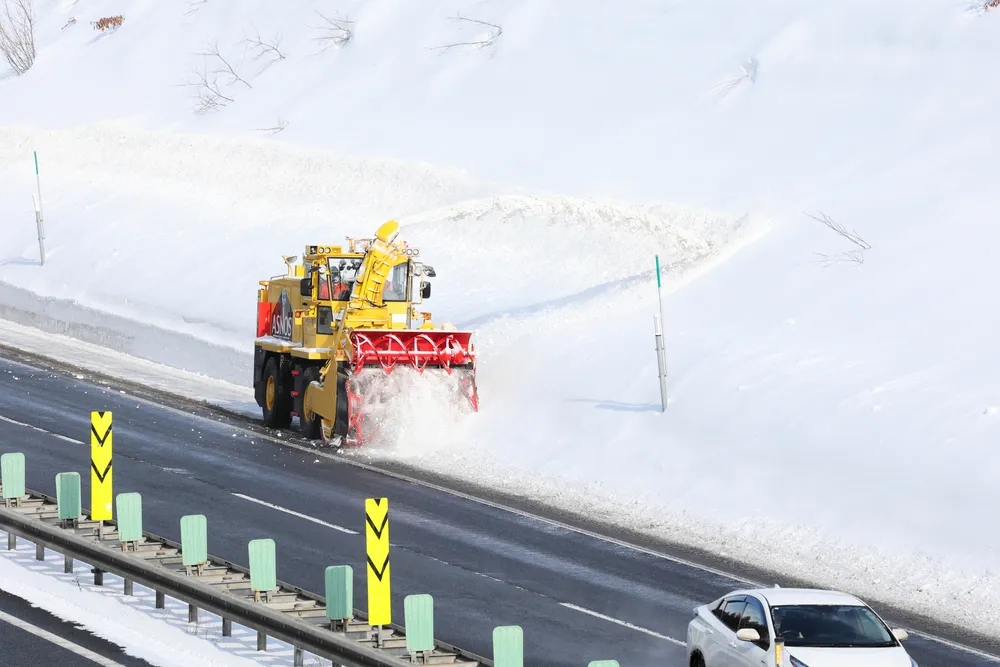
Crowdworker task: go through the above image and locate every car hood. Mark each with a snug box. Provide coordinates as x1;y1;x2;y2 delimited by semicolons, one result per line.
786;645;912;667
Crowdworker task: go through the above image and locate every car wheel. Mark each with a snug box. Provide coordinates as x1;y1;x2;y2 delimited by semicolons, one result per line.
690;651;705;667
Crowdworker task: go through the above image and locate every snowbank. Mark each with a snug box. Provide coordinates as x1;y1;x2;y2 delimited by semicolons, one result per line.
2;0;1000;641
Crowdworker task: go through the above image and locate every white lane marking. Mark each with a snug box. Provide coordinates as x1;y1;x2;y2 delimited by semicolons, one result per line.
241;429;761;584
0;608;127;666
907;630;1000;663
231;493;359;534
559;602;686;646
0;414;85;445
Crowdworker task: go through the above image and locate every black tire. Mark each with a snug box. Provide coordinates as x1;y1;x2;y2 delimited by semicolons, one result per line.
298;366;323;440
261;356;292;428
690;651;705;667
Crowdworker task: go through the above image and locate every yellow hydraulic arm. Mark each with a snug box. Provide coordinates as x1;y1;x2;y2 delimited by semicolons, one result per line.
318;219;406;381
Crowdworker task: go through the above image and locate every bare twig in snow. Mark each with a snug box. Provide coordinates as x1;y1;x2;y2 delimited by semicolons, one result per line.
962;0;997;13
92;15;124;32
711;56;758;99
430;13;502;54
0;0;36;75
242;27;286;70
254;117;289;135
182;38;256;114
185;62;235;114
197;38;252;88
310;11;353;51
185;0;208;17
807;211;871;265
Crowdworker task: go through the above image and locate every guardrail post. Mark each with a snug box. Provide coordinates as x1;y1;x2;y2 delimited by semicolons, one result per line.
180;514;208;575
115;491;142;596
155;591;164;609
6;532;13;550
365;497;391;647
249;538;276;603
493;626;523;667
116;492;142;552
325;565;353;631
56;472;81;529
293;646;304;666
90;412;113;540
249;538;276;652
35;543;44;560
1;452;26;508
404;594;434;661
92;568;104;586
64;553;73;573
222;618;232;637
188;603;198;623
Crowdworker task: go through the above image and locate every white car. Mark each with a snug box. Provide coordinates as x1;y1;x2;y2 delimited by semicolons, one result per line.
686;587;918;667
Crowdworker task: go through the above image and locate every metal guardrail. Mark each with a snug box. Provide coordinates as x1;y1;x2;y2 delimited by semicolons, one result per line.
0;486;491;667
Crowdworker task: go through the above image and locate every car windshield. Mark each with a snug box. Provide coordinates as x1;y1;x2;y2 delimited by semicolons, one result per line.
770;605;897;648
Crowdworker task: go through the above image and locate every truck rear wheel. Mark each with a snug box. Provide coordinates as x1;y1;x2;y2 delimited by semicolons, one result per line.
298;366;323;440
262;356;292;428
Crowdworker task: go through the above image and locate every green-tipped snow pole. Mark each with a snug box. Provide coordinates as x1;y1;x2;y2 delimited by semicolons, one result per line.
653;255;667;411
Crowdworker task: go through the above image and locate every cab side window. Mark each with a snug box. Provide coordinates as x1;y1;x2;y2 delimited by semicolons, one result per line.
738;597;771;650
383;262;408;302
316;305;333;335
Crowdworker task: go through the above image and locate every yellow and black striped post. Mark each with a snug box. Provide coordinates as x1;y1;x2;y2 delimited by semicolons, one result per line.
90;411;113;524
365;497;391;628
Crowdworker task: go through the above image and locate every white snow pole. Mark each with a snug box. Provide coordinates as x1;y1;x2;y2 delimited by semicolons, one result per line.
33;151;46;265
653;254;668;411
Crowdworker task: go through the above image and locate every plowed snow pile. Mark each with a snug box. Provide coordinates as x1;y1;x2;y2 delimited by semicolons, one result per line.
2;0;1000;640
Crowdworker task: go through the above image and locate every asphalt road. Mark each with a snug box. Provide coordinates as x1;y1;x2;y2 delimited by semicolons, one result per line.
0;588;156;666
0;353;997;667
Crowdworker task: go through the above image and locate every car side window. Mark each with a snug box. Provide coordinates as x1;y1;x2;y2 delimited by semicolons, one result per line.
738;597;771;649
712;597;741;624
719;599;746;631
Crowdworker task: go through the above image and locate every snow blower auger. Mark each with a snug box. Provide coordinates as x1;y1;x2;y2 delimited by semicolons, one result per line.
252;219;478;449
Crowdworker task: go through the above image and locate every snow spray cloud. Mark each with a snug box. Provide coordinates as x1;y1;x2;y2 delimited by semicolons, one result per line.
347;366;475;461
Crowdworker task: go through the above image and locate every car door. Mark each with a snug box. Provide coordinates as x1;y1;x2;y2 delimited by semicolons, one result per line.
705;596;746;666
727;595;772;667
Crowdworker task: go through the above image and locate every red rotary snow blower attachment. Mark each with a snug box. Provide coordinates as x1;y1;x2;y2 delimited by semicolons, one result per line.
339;329;479;447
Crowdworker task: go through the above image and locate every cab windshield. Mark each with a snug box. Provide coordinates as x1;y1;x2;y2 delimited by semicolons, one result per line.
770;604;897;648
320;257;363;301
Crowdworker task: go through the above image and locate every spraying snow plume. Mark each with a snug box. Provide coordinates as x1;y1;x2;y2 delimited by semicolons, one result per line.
343;366;476;461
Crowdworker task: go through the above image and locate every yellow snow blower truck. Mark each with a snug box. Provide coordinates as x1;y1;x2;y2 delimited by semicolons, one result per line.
253;219;478;448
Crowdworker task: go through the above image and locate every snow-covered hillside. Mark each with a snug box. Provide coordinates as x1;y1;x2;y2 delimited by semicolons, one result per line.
3;0;1000;639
